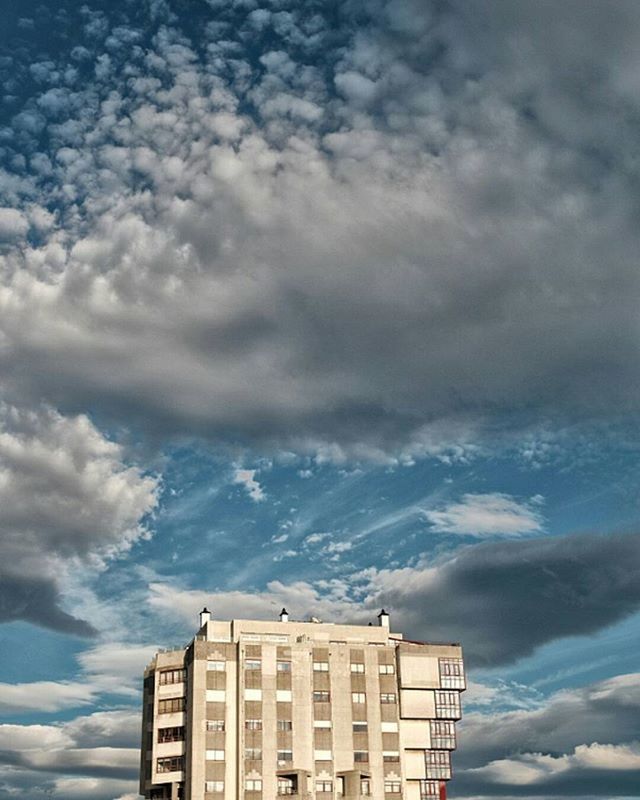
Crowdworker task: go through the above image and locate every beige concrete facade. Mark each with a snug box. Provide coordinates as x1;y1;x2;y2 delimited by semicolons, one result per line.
140;611;465;800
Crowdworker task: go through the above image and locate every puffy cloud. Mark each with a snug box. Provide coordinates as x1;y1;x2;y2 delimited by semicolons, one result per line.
0;682;96;714
0;209;28;241
424;493;545;536
233;467;266;502
0;404;159;634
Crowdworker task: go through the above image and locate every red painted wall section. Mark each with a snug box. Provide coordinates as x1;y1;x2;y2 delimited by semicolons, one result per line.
439;781;447;800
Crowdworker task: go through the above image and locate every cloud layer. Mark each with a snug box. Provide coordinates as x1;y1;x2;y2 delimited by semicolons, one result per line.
0;1;639;456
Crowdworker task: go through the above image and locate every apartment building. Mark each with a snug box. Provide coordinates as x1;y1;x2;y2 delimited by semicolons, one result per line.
140;609;465;800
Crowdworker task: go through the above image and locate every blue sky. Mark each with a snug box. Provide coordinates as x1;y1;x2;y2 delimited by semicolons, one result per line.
1;1;640;798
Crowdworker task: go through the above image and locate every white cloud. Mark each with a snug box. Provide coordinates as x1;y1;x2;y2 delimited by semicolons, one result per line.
0;208;29;240
0;681;96;713
424;493;544;536
233;468;265;502
0;403;160;633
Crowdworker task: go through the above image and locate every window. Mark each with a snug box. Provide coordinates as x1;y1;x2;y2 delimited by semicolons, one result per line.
383;751;400;762
379;663;395;675
313;690;330;702
277;749;293;763
381;692;396;704
277;777;295;796
353;721;368;733
206;750;224;761
245;719;262;730
425;750;452;780
159;668;186;685
316;781;333;793
384;780;402;793
277;719;293;731
431;720;456;749
351;662;365;673
245;779;262;792
439;658;465;689
245;659;262;670
435;691;461;719
158;726;184;743
352;692;366;704
207;719;225;732
205;781;224;793
419;781;440;798
336;777;345;796
354;750;369;763
207;660;225;671
245;748;262;760
313;661;329;672
361;779;371;796
157;756;184;773
277;660;291;672
158;697;185;714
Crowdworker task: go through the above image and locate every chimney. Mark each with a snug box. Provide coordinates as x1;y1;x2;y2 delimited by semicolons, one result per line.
279;607;289;623
377;609;390;628
199;607;211;628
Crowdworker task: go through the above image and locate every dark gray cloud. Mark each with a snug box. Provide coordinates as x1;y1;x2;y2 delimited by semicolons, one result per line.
0;575;95;637
371;531;640;666
0;1;639;457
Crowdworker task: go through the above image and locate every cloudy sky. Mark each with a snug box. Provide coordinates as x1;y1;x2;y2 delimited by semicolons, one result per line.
1;0;639;798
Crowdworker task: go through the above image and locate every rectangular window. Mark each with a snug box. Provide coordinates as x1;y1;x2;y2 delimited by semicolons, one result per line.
430;719;456;749
316;781;333;793
245;748;262;760
425;750;452;780
205;781;224;793
381;692;397;704
354;750;369;763
277;749;293;763
435;690;461;719
313;661;329;672
245;659;262;670
245;719;262;730
439;658;465;689
353;721;368;733
419;781;440;798
314;749;332;761
313;690;330;702
277;660;291;672
350;662;365;673
277;719;293;731
379;663;395;675
245;779;262;792
207;660;225;671
206;750;224;761
158;697;185;714
384;780;402;793
158;726;184;743
277;778;295;796
352;692;366;704
336;776;345;795
206;719;225;732
383;751;400;762
361;779;371;796
159;668;186;685
156;756;184;773
276;689;292;702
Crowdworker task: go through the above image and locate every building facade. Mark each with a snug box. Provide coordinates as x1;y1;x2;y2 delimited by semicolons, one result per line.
140;609;465;800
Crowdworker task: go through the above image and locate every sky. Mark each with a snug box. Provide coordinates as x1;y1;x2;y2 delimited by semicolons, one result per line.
0;0;639;798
